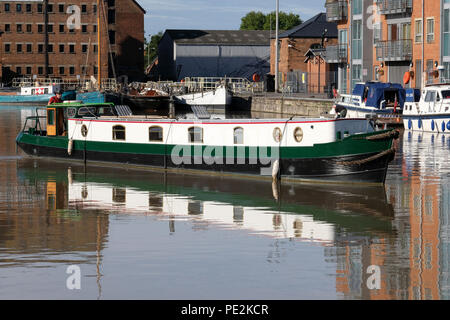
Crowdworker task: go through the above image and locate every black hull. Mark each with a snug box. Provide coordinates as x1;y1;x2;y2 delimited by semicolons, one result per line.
18;142;393;184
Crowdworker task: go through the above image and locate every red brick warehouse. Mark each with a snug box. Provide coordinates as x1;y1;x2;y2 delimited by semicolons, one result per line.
0;0;146;85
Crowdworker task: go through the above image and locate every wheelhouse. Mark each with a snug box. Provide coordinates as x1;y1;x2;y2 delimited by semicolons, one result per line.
22;102;117;137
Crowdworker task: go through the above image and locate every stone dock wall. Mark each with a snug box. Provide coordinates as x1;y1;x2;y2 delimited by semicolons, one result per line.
250;96;334;117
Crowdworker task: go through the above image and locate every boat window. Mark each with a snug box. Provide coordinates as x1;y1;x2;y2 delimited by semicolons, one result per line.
442;90;450;99
66;107;77;118
78;107;97;116
97;106;115;116
188;126;203;143
233;127;243;144
47;109;55;125
31;89;35;95
44;88;49;94
149;126;163;142
112;125;126;141
424;91;436;102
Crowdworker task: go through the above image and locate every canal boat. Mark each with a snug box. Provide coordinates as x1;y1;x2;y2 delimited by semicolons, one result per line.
331;82;405;120
0;84;75;106
16;102;399;184
403;84;450;133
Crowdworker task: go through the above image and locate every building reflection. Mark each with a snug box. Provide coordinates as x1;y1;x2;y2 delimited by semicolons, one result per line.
332;132;450;299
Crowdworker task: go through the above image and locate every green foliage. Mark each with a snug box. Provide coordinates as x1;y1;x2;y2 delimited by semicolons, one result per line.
240;11;302;31
144;31;163;69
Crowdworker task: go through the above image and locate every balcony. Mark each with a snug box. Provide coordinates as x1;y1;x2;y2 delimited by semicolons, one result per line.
324;44;348;63
377;0;412;15
375;39;412;61
325;1;348;22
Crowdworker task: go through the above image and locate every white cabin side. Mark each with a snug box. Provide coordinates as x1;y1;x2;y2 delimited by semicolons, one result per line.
67;118;374;147
404;85;450;115
20;85;60;96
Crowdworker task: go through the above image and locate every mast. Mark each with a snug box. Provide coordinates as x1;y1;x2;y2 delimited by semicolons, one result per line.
97;0;101;89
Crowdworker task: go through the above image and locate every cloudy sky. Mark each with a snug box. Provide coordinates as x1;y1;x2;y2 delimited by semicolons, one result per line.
139;0;325;38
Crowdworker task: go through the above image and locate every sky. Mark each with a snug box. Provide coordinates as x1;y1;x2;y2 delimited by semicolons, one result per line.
139;0;325;39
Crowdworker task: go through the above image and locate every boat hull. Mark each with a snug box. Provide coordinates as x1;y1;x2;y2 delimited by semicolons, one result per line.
16;131;396;184
0;94;53;106
174;86;232;107
403;114;450;133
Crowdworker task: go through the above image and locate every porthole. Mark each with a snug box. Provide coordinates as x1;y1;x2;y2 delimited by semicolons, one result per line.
81;124;88;137
273;127;282;142
293;127;303;142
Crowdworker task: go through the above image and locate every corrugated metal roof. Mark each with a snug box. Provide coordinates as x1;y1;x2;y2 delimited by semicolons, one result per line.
165;30;273;46
277;13;337;39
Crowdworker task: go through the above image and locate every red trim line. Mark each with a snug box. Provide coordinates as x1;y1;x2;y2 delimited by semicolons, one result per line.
68;118;364;125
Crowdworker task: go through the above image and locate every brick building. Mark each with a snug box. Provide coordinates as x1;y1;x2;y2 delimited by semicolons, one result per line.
0;0;145;85
324;0;450;93
270;13;338;84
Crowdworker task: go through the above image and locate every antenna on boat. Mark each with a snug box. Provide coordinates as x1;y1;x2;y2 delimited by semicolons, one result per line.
274;0;279;93
97;0;101;90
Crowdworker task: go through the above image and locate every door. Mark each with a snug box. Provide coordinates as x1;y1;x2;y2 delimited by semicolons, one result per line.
47;108;56;136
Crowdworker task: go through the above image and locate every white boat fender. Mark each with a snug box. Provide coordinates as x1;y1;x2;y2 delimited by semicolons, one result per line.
68;167;73;184
272;159;280;180
68;138;73;155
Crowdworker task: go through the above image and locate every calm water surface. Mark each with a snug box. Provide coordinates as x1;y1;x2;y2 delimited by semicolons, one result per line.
1;106;450;300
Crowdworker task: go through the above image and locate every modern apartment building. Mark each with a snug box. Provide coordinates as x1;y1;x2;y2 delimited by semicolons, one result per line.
0;0;145;85
325;0;450;92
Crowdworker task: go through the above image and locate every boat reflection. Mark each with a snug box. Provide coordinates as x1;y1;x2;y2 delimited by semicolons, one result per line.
17;159;395;246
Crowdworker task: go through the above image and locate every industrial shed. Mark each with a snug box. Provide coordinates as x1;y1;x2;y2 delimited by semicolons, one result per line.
158;30;272;81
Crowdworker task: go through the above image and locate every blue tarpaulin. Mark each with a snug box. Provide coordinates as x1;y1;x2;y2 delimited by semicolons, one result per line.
352;82;406;110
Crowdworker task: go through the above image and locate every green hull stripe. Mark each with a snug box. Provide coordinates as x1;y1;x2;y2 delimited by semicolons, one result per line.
17;130;393;159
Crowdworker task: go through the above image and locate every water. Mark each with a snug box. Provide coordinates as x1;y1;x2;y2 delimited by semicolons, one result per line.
1;106;450;300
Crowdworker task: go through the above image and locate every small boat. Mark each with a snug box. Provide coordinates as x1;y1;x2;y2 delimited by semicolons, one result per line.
331;82;405;119
0;84;75;106
173;84;232;107
16;102;399;184
403;84;450;133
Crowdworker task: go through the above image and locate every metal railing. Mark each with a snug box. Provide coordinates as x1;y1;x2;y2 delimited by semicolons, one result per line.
135;77;264;96
325;1;348;22
375;39;412;61
324;44;348;63
12;77;118;91
377;0;413;14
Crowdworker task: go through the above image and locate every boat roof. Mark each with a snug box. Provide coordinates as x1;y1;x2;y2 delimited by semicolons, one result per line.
423;83;450;90
48;102;115;108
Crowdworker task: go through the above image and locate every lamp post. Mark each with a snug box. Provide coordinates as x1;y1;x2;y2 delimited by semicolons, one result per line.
275;0;279;92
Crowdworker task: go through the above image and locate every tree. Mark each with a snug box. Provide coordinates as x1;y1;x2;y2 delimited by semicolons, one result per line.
240;11;266;30
263;12;302;31
240;11;302;31
144;31;163;69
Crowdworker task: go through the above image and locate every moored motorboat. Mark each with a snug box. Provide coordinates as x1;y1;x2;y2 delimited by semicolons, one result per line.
0;84;75;106
330;81;405;120
403;84;450;132
16;102;399;184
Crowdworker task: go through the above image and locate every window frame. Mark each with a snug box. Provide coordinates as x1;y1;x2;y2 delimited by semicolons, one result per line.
149;126;164;142
112;125;126;141
188;126;203;143
233;127;244;145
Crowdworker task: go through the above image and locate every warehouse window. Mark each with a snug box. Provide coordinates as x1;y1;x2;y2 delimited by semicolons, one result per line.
149;126;163;142
113;125;126;141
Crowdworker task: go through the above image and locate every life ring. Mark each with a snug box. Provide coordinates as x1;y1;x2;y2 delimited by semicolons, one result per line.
403;71;411;85
252;73;261;82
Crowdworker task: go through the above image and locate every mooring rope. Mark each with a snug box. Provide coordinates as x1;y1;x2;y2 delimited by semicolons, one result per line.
337;147;396;166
